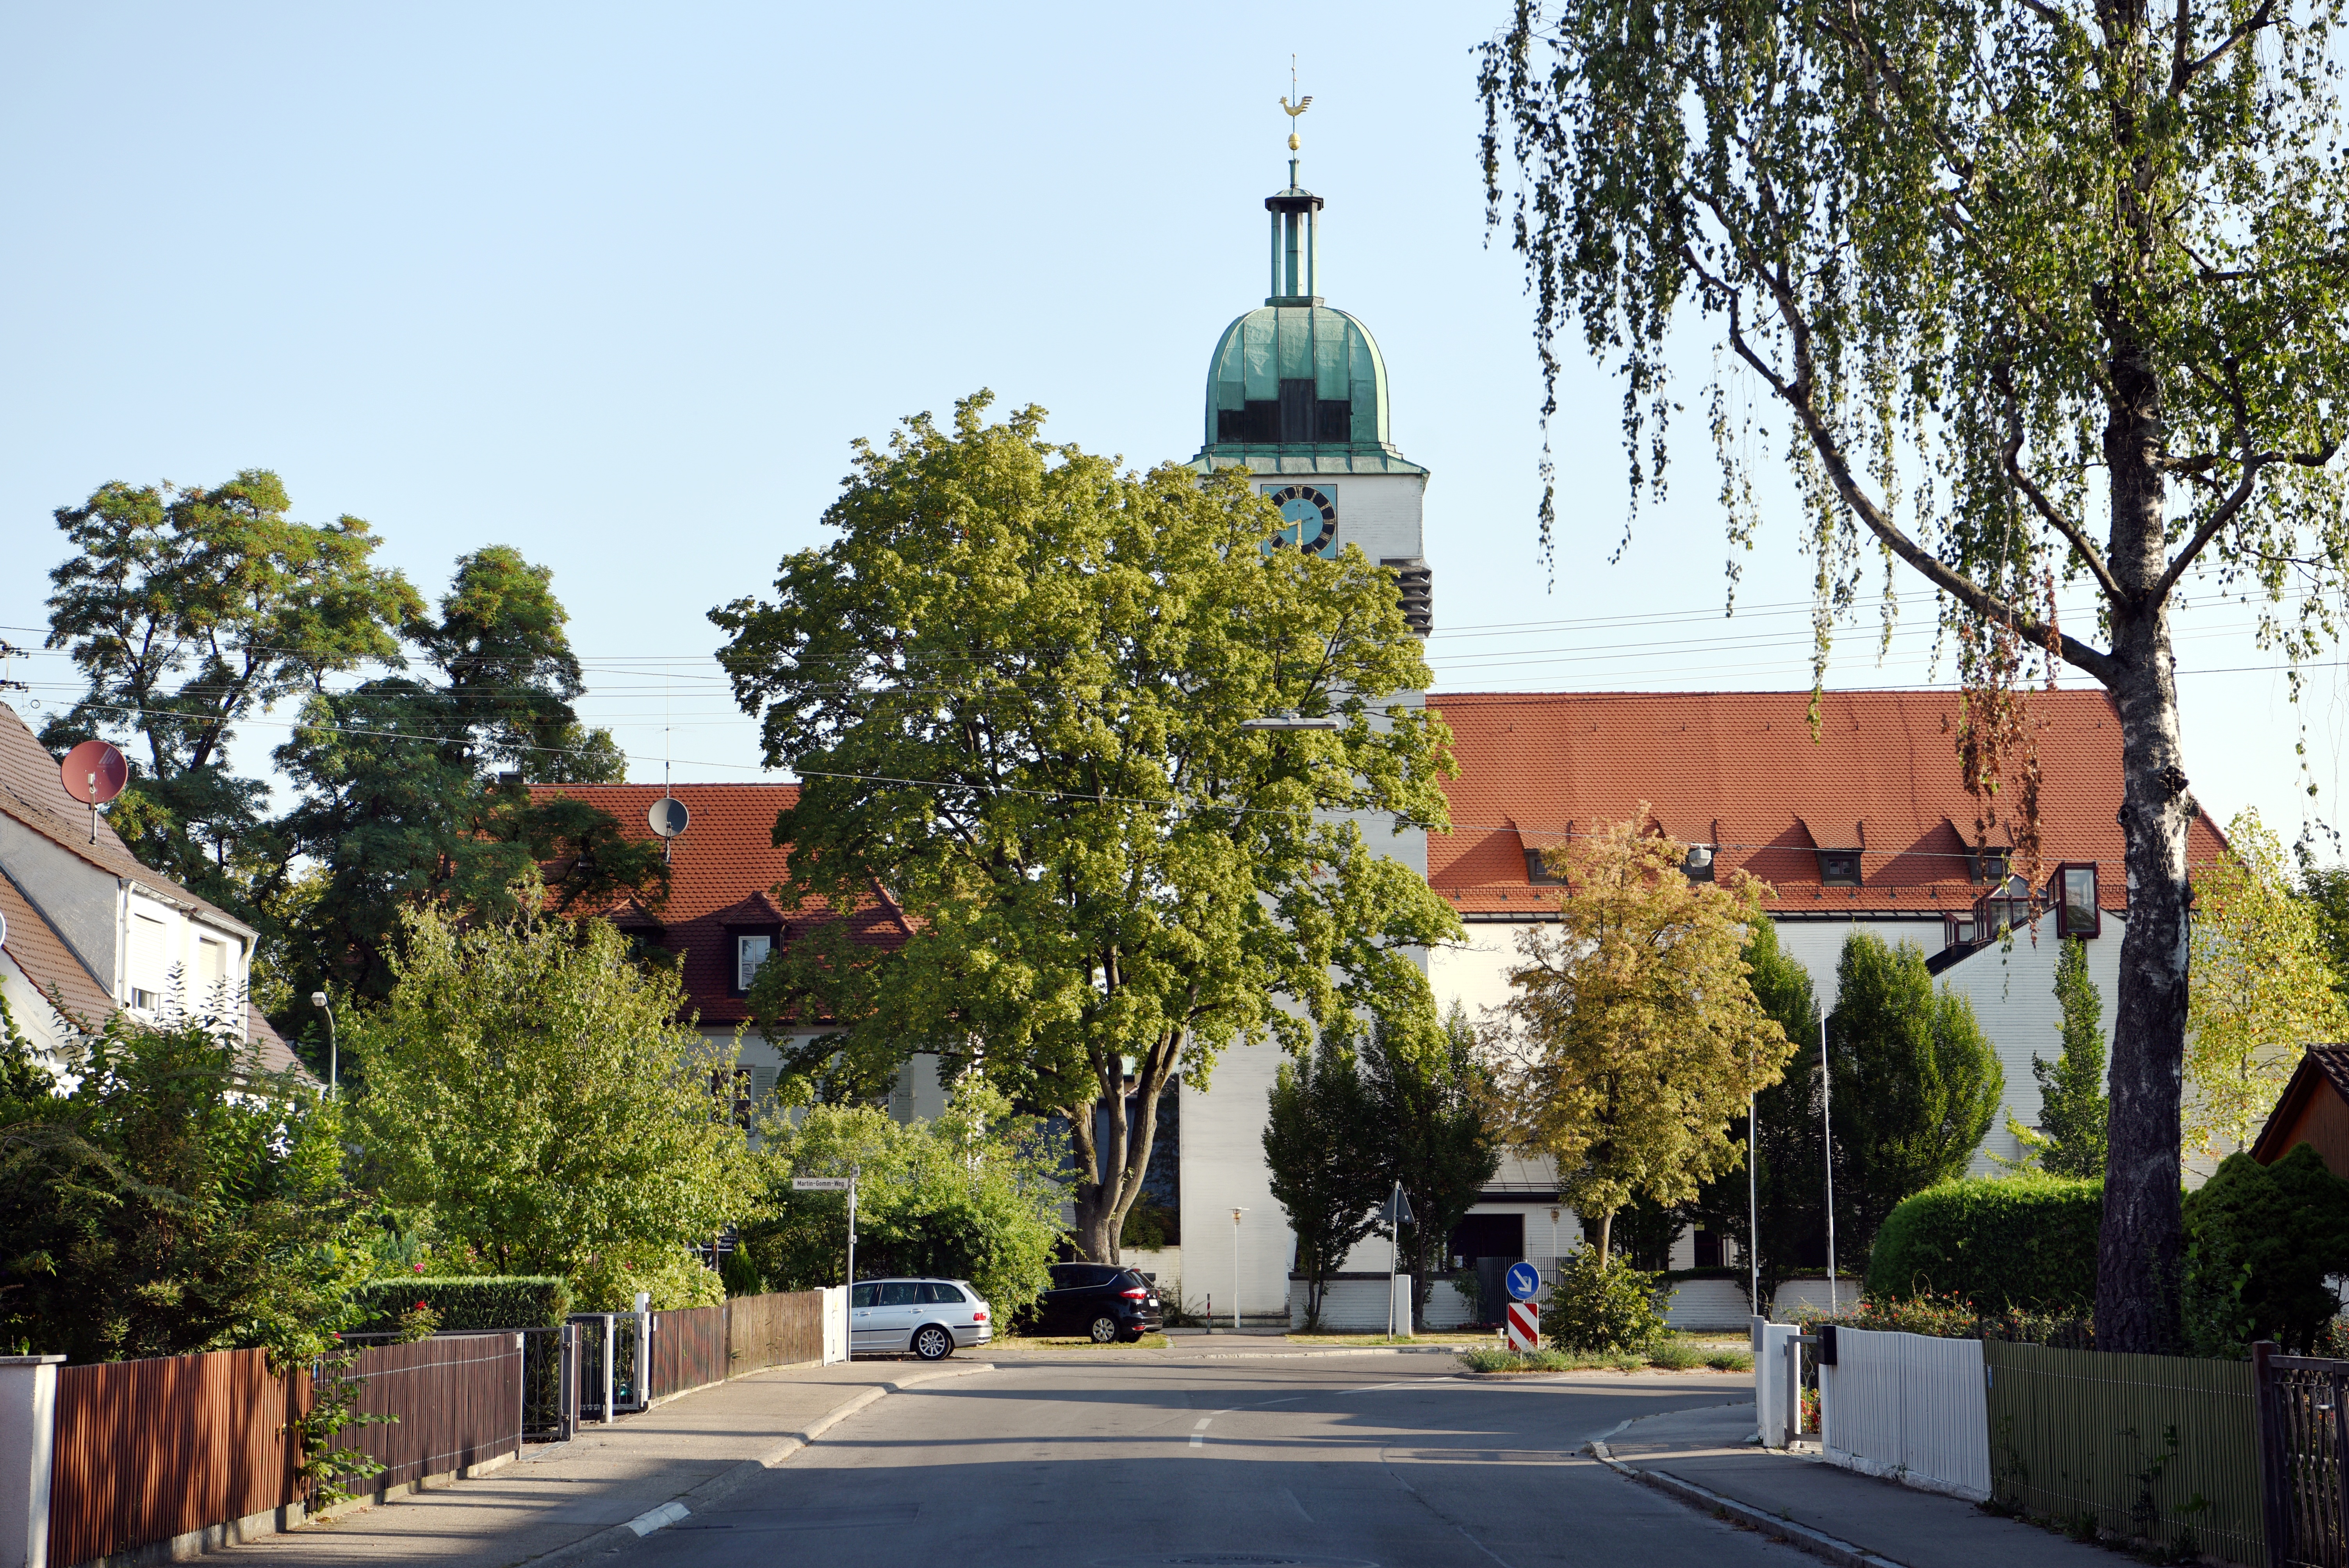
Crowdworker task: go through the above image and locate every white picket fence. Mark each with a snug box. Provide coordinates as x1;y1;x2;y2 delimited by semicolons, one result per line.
1819;1326;1991;1500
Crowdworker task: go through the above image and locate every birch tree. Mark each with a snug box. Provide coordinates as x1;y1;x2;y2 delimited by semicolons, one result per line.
1481;0;2349;1349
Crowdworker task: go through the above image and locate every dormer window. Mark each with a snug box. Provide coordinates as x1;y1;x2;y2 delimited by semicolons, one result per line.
1682;844;1716;883
1817;849;1863;887
1969;846;2011;884
733;932;776;995
2055;864;2101;938
1524;846;1564;886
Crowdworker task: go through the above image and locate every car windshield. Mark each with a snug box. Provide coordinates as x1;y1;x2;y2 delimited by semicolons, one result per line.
878;1281;917;1306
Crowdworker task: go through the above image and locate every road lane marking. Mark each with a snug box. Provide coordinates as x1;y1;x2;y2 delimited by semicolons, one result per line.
1193;1418;1214;1429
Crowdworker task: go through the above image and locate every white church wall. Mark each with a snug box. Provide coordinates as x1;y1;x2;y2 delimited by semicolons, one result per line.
1310;472;1427;566
1180;1039;1296;1323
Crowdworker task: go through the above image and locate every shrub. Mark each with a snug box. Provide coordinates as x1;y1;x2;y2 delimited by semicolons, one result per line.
1646;1338;1705;1370
1546;1248;1668;1353
1866;1175;2100;1311
350;1275;572;1331
1705;1349;1755;1372
2183;1145;2349;1356
570;1245;723;1312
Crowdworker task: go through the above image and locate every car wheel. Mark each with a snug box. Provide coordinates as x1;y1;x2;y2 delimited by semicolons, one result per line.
913;1324;955;1361
1088;1315;1119;1344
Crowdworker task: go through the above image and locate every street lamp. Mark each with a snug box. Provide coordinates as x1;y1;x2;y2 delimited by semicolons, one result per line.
1238;716;1340;731
310;991;336;1097
1231;1208;1247;1331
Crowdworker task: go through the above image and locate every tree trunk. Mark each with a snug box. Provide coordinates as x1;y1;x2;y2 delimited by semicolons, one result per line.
2094;342;2191;1355
1597;1209;1613;1263
1067;1047;1175;1265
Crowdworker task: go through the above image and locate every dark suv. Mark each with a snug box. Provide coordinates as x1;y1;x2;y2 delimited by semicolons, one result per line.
1028;1263;1164;1342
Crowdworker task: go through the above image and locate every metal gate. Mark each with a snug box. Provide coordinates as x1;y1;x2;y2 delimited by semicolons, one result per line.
567;1313;646;1423
2257;1343;2349;1568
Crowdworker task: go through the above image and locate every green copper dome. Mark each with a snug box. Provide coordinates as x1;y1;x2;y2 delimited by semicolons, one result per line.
1192;175;1424;477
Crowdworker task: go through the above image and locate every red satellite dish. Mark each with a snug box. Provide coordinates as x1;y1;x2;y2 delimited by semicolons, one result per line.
60;740;128;805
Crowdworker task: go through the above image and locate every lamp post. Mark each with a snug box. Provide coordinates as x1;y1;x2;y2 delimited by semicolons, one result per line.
310;991;336;1097
1231;1208;1246;1331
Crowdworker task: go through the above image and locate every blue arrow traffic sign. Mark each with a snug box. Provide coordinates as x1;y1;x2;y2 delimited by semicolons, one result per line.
1506;1262;1541;1302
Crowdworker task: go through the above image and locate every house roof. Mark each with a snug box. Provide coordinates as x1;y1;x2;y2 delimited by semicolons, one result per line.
0;864;116;1022
1426;687;2227;919
0;703;254;939
524;782;913;1028
2251;1045;2349;1165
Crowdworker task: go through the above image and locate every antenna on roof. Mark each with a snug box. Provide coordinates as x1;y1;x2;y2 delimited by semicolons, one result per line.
653;682;683;863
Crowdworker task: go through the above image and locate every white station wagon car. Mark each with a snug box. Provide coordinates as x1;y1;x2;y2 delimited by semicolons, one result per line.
849;1278;993;1360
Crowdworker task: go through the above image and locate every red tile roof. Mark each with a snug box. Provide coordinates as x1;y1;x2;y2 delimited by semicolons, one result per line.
0;865;115;1023
525;783;911;1027
1427;688;2226;919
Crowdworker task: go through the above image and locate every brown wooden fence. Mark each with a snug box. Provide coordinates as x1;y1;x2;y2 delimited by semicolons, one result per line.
2254;1343;2349;1568
646;1306;727;1403
47;1348;307;1568
727;1290;826;1375
1983;1339;2263;1564
340;1334;524;1490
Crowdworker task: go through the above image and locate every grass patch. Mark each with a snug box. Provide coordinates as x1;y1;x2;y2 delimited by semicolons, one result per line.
1456;1337;1756;1375
1006;1333;1171;1349
1282;1331;1494;1347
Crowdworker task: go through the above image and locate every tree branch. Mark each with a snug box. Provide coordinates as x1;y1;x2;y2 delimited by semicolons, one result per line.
1991;360;2125;599
1681;242;2118;686
2171;0;2278;92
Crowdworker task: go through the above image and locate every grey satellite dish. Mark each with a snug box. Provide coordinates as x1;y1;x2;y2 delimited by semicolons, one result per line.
648;796;689;839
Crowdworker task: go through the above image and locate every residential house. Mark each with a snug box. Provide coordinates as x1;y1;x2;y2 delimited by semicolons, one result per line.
0;702;298;1074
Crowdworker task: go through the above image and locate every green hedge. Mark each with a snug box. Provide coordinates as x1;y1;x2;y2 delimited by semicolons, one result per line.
349;1276;573;1332
1866;1176;2100;1312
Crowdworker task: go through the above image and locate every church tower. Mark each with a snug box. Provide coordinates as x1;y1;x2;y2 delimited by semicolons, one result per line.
1192;128;1432;636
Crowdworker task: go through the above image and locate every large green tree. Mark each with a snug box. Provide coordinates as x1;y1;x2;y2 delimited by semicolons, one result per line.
1482;0;2349;1351
1265;1026;1383;1329
714;394;1461;1261
1826;932;2004;1259
273;547;651;1021
348;910;751;1300
41;470;417;924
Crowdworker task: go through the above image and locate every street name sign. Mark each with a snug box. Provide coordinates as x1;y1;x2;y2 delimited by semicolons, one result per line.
791;1178;852;1190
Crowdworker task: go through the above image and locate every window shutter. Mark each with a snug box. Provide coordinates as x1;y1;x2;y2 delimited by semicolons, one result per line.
128;914;168;1002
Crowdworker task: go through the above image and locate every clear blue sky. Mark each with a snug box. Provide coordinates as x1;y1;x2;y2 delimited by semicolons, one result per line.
2;2;2340;855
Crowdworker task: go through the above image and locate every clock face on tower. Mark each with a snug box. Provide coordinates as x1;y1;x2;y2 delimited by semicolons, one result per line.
1263;483;1339;557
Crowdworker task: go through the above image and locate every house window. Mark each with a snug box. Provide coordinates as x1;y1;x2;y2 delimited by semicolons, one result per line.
1693;1228;1723;1268
1524;846;1563;886
1978;874;2032;937
733;932;775;994
1969;846;2010;884
1817;850;1863;887
2055;864;2101;939
1944;913;1980;949
710;1067;753;1127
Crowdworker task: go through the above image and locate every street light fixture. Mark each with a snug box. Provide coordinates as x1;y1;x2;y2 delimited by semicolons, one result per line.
1238;716;1340;731
1231;1207;1248;1331
310;991;336;1097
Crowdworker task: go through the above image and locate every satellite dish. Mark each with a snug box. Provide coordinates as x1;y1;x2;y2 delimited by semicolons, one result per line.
648;796;690;839
60;740;128;805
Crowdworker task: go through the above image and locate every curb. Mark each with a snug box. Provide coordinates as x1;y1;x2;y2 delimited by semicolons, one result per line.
511;1361;998;1567
1587;1440;1907;1568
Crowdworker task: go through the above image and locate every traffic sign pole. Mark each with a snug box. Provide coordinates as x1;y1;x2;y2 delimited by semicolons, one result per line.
791;1169;861;1286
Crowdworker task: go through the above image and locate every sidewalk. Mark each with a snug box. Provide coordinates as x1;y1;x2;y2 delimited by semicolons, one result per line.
1593;1402;2111;1568
221;1360;994;1568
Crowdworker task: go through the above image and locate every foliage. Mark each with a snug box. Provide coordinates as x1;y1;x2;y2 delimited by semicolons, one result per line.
1802;1289;2096;1347
272;544;650;1028
1688;919;1825;1307
2187;811;2349;1157
1458;1341;1747;1373
2297;867;2349;1012
1362;1000;1499;1327
1493;815;1797;1258
740;1077;1068;1316
1479;0;2349;1354
2027;941;2110;1178
2181;1146;2349;1356
1264;1026;1383;1329
1827;932;2004;1260
0;996;369;1365
39;469;418;928
1867;1176;2102;1312
1544;1247;1669;1354
349;1276;574;1332
348;911;752;1295
712;394;1460;1260
569;1243;725;1312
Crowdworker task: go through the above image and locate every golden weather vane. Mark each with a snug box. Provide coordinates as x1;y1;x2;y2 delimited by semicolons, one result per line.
1279;54;1312;152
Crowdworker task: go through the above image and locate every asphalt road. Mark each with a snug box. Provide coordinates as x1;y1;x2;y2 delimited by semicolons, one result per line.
623;1354;1814;1568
